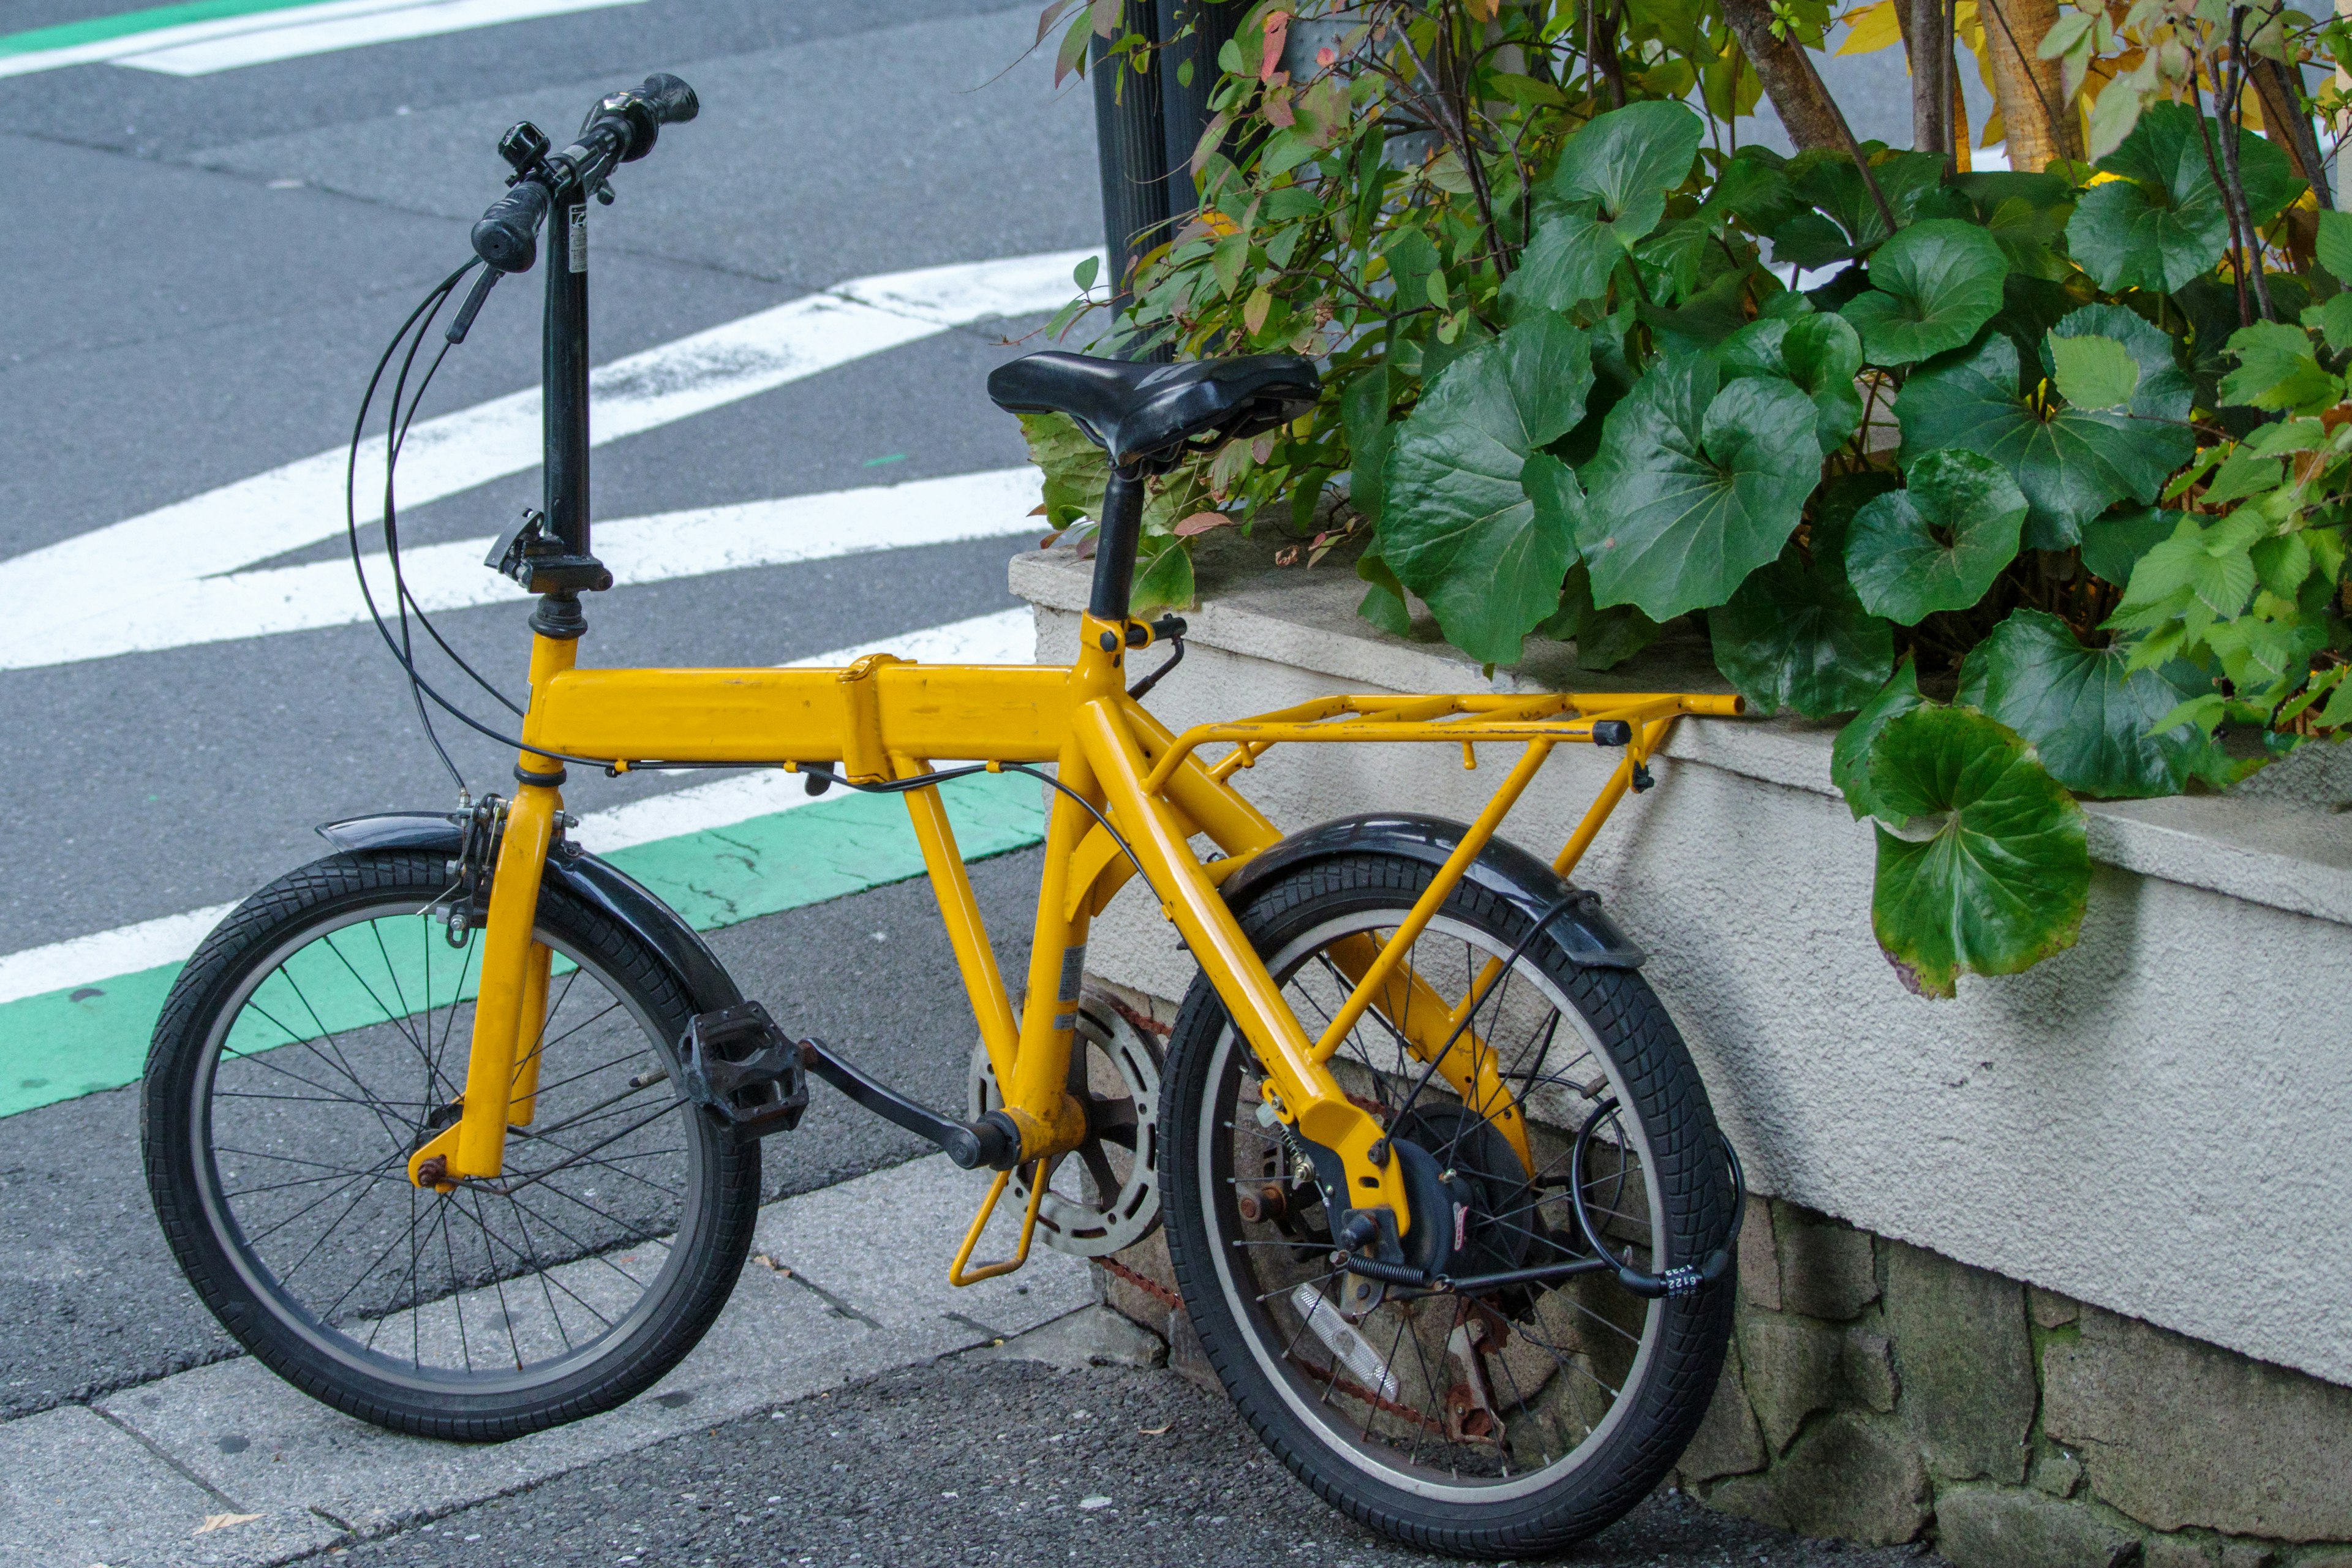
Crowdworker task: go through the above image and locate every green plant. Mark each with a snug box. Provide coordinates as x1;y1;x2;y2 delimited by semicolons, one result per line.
1027;0;2351;995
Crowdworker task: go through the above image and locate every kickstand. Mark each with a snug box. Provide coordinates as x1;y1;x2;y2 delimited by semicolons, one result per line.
948;1158;1053;1286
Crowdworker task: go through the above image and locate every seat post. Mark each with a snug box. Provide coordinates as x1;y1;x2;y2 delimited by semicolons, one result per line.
1088;467;1146;622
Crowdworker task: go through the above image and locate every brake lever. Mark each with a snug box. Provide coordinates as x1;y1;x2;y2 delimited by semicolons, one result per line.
444;266;501;345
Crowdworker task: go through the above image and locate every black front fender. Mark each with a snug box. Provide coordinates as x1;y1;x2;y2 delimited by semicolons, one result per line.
1218;812;1643;969
317;812;744;1014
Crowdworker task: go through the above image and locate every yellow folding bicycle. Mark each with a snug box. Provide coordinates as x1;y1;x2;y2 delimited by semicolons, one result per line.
143;74;1745;1556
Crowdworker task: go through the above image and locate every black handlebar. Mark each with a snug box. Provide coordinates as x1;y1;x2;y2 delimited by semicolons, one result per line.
472;179;551;273
630;71;699;132
470;73;697;274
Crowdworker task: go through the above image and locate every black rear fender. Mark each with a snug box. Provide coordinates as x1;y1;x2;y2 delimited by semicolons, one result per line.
1216;812;1643;969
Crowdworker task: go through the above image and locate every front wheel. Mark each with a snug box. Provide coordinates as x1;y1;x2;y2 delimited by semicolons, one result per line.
1159;848;1736;1557
142;849;761;1441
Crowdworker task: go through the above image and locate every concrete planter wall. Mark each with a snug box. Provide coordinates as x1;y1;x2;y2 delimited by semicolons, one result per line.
1008;536;2352;1567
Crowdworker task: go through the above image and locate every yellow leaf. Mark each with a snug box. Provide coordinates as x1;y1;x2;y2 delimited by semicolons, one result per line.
1838;1;1904;55
194;1514;263;1536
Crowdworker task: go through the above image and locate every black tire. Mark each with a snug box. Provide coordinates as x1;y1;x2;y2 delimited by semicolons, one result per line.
1159;848;1735;1556
142;849;760;1441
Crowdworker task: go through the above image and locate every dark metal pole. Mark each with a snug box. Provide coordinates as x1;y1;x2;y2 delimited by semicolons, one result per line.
1155;0;1242;230
1091;1;1169;355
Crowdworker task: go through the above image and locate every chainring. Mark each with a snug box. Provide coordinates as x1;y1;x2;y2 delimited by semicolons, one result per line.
968;986;1164;1257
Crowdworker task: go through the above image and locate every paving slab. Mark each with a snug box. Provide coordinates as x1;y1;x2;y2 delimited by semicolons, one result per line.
750;1152;1095;1340
32;1153;1093;1564
0;1401;336;1568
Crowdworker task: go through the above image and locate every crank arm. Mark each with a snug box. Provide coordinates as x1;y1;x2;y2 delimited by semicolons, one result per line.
802;1037;1019;1171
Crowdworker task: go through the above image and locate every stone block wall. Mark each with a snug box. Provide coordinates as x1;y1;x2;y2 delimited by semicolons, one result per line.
1085;973;2352;1568
1678;1196;2352;1567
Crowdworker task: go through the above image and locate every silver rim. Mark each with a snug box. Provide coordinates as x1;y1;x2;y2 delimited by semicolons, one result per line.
1197;909;1667;1502
187;891;709;1395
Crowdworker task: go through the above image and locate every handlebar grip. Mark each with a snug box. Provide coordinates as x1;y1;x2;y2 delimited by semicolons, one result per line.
636;72;697;124
472;178;551;273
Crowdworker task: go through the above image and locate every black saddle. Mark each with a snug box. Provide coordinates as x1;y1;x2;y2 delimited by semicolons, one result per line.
987;352;1321;472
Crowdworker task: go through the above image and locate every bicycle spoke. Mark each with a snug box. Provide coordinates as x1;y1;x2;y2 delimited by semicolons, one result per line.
200;902;695;1389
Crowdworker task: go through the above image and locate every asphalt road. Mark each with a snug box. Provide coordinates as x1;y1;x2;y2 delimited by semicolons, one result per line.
317;1352;1945;1568
0;4;1919;1561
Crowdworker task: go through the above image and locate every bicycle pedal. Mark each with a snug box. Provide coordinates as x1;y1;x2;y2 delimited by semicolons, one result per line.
679;1001;808;1139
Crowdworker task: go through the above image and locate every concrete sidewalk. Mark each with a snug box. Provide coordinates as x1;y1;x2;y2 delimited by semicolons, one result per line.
2;1156;1090;1568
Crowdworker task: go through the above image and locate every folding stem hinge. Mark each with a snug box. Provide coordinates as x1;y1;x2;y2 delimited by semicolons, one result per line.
835;652;906;785
678;1001;809;1139
484;507;613;595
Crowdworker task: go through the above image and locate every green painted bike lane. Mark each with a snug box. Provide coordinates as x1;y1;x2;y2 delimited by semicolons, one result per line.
0;772;1045;1119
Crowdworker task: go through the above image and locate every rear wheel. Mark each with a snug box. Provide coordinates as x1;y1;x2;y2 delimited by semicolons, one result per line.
1159;848;1735;1556
142;849;760;1440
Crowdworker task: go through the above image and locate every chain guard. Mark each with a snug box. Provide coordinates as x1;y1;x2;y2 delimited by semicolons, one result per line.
967;987;1163;1257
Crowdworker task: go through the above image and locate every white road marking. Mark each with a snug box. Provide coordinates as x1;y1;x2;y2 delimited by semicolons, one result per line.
0;248;1090;672
0;0;636;78
0;903;241;1011
18;467;1041;668
119;0;643;75
0;606;1035;1006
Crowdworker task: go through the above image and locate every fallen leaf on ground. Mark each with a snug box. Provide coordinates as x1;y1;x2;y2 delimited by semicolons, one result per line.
194;1513;262;1536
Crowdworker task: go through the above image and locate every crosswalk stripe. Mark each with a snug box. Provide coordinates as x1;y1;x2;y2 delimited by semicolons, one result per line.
17;467;1040;669
0;248;1090;673
120;0;643;74
0;0;636;77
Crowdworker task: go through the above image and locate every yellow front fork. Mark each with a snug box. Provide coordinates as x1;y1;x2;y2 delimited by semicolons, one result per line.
410;631;577;1189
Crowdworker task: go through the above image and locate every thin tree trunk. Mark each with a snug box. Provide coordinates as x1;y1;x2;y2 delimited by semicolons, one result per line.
1978;0;2084;171
2248;55;2334;208
2221;8;2278;320
1895;0;1954;164
1589;0;1627;109
1718;0;1862;151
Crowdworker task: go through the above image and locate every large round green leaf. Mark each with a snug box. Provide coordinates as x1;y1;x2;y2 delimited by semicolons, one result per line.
1381;314;1596;663
1832;658;1926;821
1954;608;2214;797
1546;100;1705;247
1504;207;1623;314
1841;219;2010;366
1867;705;2089;999
1579;358;1822;621
1894;312;2192;550
1708;541;1893;717
2066;102;2302;294
1716;314;1865;454
2079;506;2181;588
1537;563;1664;671
1845;448;2027;623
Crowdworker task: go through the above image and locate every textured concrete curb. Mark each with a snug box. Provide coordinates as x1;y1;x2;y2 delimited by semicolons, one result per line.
1010;543;2352;928
0;1156;1090;1567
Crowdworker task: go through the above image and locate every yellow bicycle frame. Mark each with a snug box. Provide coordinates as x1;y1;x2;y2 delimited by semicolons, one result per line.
404;608;1738;1281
